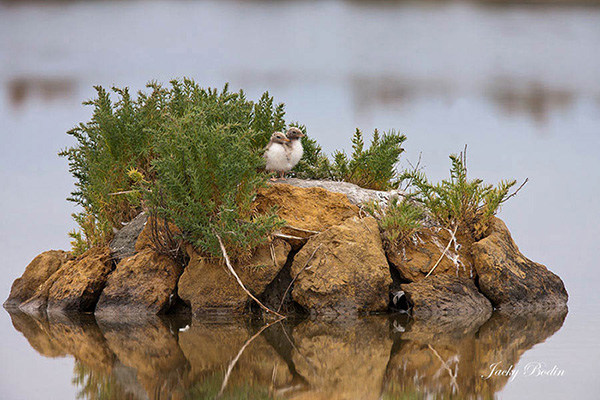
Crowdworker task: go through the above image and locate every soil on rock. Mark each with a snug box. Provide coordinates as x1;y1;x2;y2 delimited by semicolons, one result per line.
254;183;360;234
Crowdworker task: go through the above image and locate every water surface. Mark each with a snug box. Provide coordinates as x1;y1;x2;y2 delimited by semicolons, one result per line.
1;1;599;398
4;309;569;400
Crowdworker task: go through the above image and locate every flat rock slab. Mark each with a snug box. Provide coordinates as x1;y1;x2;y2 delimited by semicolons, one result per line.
401;274;492;319
96;249;183;316
291;216;392;315
109;212;148;262
275;178;404;205
472;217;568;311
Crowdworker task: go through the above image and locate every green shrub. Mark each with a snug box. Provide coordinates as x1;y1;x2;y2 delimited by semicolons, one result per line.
293;128;406;190
59;84;165;255
400;149;522;240
147;85;284;261
61;79;288;258
365;196;424;249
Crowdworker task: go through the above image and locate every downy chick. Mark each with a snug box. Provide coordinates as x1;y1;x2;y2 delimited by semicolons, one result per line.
264;131;291;181
285;127;305;170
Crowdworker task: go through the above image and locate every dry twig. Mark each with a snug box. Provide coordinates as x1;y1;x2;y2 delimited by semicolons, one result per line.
425;224;459;278
216;233;286;319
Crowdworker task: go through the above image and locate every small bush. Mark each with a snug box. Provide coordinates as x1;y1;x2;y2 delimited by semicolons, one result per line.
365;196;424;249
148;85;285;261
400;149;522;240
294;128;406;190
61;79;289;258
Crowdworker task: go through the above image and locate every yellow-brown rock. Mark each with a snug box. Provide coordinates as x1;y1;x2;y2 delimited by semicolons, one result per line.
96;249;184;315
4;250;72;308
472;217;568;310
387;227;474;282
178;239;291;314
254;183;360;233
291;216;392;315
47;246;113;313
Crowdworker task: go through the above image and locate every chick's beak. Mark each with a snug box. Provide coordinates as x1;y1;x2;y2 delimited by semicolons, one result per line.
283;137;291;142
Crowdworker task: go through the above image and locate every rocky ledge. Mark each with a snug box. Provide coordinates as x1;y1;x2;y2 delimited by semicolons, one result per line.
4;179;568;318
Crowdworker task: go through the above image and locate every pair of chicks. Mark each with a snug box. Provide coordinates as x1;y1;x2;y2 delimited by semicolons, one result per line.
264;127;305;181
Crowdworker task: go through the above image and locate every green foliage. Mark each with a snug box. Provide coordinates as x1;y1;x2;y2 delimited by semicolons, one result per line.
330;129;406;190
294;128;407;190
185;371;278;400
400;150;520;239
59;83;168;252
61;79;287;258
289;123;333;180
148;85;284;261
365;196;424;249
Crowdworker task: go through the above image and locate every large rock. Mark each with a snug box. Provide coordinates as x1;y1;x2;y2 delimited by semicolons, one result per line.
96;249;183;315
4;250;72;308
472;218;568;310
400;274;492;319
46;246;114;313
387;228;475;283
109;212;148;262
178;239;291;314
277;178;404;206
254;183;360;234
291;216;392;315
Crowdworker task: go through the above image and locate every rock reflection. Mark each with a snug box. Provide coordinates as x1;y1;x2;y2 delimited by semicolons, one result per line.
291;317;393;400
7;309;566;400
383;308;567;399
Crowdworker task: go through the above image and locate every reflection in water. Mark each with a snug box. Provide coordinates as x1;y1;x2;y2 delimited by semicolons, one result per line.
7;309;567;400
7;77;77;109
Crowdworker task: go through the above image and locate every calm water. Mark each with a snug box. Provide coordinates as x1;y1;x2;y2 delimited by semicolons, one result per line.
2;309;571;400
1;0;600;399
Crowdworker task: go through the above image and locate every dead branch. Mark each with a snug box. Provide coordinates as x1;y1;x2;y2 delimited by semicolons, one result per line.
273;232;305;241
216;233;286;319
425;223;459;278
108;189;139;196
502;178;529;203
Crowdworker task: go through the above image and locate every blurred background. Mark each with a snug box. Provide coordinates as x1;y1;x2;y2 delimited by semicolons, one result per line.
1;0;599;399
